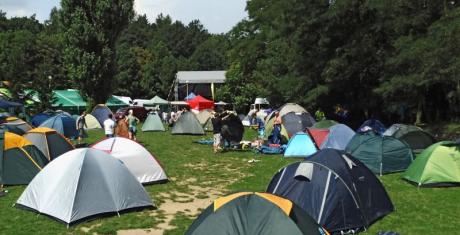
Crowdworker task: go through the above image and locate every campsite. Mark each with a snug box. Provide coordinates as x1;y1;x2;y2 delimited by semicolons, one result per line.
1;0;460;234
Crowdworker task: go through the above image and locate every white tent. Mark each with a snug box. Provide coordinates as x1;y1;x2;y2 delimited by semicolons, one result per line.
92;137;167;184
15;148;153;225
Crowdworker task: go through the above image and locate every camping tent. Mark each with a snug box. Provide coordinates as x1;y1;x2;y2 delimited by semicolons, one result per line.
91;104;113;127
187;95;214;111
3;117;32;134
307;128;330;148
142;112;165;132
92;137;167;184
264;103;315;143
195;109;213;125
24;127;74;161
403;141;460;187
345;131;413;175
267;149;394;234
312;120;338;129
39;113;78;139
185;192;328;235
31;112;53;127
284;132;317;157
383;124;436;152
0;131;48;185
15;148;154;225
320;124;355;150
171;112;205;135
83;114;102;129
357;119;386;135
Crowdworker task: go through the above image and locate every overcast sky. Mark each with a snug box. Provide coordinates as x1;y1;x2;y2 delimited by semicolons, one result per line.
0;0;248;34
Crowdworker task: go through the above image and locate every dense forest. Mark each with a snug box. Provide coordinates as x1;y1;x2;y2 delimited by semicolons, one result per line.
0;0;459;124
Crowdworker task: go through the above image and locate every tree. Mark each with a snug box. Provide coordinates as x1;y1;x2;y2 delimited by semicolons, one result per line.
59;0;134;105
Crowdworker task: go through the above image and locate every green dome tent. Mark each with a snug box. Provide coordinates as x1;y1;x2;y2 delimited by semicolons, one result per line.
185;192;328;235
312;120;338;129
403;141;460;187
345;131;414;175
142;112;165;132
383;124;436;153
171;112;205;135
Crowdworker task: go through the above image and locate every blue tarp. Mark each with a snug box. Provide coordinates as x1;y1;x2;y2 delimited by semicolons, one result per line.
284;132;317;157
184;92;196;101
321;124;356;150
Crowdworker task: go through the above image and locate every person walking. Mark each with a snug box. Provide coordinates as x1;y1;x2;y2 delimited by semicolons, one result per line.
103;113;115;138
211;111;222;153
76;111;88;144
127;110;140;141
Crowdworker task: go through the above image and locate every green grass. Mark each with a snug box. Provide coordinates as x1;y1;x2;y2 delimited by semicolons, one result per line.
0;127;459;234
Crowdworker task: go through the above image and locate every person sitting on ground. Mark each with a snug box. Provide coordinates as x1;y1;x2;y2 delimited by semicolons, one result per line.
103;113;115;138
211;111;222;153
127;110;140;141
76;111;88;144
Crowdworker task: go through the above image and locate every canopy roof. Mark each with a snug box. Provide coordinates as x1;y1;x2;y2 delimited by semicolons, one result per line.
177;71;226;84
144;95;169;106
52;89;86;108
187;95;214;110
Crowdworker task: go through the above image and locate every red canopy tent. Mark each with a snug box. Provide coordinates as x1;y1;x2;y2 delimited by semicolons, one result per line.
187;95;214;110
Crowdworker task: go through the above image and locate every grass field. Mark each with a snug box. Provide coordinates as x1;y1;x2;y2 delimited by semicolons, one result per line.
0;127;459;234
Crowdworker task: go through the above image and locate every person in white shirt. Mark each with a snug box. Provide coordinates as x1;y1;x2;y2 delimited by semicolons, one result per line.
103;114;115;138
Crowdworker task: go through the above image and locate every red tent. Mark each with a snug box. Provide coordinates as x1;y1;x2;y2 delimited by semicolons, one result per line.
187;95;214;110
307;128;330;148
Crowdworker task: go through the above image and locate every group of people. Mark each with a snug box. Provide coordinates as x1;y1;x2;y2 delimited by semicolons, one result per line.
76;110;140;144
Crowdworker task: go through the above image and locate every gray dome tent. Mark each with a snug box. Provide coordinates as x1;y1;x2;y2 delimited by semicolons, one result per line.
383;124;435;153
171;112;205;135
15;148;154;225
142;112;165;132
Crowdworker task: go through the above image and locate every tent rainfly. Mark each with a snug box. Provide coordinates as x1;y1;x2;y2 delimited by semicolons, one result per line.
142;112;165;132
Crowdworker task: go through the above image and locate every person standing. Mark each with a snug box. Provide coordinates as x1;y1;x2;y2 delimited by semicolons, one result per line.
272;111;282;144
252;113;265;138
103;113;115;138
76;111;87;144
211;111;222;153
127;110;140;141
115;114;129;138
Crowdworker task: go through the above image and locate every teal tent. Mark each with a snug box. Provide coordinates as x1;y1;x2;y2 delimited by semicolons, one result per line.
284;132;317;157
142;112;165;132
345;131;413;175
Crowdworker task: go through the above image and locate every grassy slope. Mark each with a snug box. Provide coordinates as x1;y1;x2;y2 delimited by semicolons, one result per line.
0;127;459;234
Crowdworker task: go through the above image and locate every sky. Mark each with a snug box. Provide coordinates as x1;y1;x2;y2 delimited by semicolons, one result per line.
0;0;248;34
